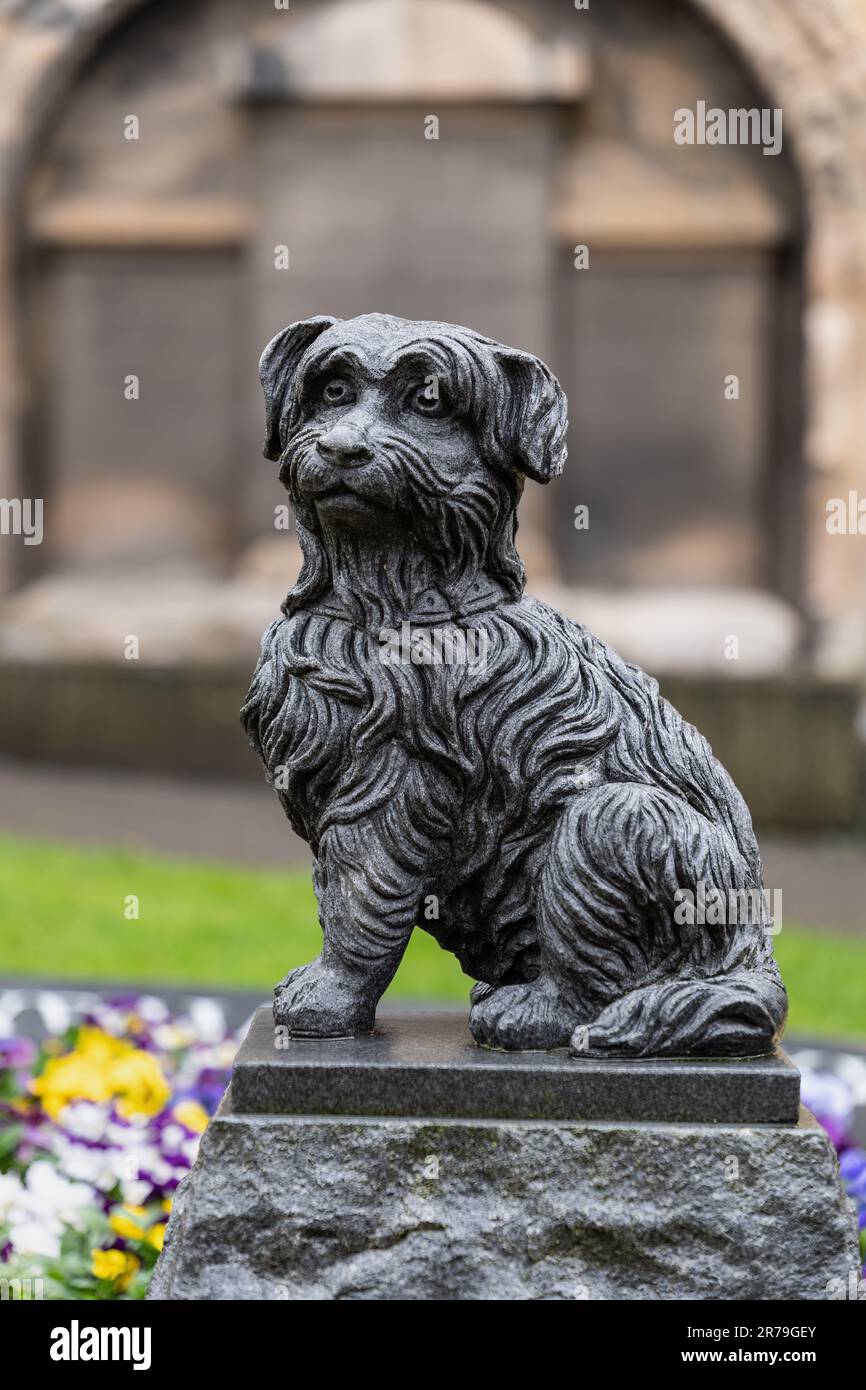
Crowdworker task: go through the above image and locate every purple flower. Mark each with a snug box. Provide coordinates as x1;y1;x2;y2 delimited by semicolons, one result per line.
801;1070;854;1133
0;1036;37;1069
846;1176;866;1204
107;1108;134;1130
818;1115;850;1152
173;1077;229;1115
148;1110;175;1133
840;1149;866;1184
159;1152;192;1172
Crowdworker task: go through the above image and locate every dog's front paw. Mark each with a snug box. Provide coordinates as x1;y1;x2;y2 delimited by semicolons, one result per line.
469;978;574;1050
273;958;374;1037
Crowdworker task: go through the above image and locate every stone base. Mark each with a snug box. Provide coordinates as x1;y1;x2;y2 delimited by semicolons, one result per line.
231;1009;801;1124
150;1097;862;1301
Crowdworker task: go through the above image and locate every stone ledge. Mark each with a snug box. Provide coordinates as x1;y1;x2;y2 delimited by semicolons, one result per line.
231;1007;801;1124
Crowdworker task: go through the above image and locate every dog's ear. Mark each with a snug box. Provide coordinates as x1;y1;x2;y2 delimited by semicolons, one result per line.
259;316;340;461
492;348;568;483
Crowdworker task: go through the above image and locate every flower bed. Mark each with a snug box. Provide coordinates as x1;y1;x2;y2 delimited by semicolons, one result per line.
0;996;237;1298
800;1067;866;1278
1;997;864;1299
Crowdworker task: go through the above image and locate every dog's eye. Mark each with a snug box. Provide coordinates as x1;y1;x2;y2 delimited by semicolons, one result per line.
405;383;448;418
321;378;354;407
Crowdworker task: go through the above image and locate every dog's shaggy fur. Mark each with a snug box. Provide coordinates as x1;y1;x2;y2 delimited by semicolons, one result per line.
242;313;787;1055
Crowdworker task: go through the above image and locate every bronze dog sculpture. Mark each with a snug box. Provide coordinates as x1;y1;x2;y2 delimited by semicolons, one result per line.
243;313;787;1056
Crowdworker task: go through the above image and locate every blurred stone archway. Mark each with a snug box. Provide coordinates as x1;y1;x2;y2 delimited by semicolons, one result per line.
0;0;863;674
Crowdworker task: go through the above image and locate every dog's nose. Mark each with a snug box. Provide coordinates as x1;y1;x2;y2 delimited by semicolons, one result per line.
316;425;373;467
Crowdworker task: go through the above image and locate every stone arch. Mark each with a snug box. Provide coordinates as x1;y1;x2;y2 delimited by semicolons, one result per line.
251;0;588;100
0;0;864;670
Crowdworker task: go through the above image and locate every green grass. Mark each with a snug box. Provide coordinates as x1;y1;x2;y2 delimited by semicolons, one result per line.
772;928;866;1041
0;835;468;1001
0;834;863;1040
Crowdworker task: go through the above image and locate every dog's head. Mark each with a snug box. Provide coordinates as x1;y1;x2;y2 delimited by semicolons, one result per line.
259;313;568;601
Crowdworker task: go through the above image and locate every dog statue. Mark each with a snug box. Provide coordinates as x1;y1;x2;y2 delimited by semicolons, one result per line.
242;313;787;1056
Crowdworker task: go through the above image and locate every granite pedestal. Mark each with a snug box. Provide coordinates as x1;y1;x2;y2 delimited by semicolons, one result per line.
149;1009;863;1301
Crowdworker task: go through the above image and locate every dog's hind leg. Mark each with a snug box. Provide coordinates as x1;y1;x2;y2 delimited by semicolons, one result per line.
469;782;657;1049
469;782;786;1055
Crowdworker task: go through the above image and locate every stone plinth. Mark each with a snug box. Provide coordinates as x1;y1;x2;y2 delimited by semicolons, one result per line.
232;1008;801;1124
148;1009;862;1301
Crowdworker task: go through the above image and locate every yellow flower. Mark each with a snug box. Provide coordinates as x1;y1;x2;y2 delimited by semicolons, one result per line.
91;1248;141;1291
109;1205;148;1241
147;1222;166;1252
30;1027;170;1120
111;1051;171;1119
76;1027;132;1062
31;1053;114;1118
161;1197;173;1214
172;1099;209;1134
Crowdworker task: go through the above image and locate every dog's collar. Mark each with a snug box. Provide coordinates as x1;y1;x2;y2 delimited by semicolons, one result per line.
301;576;510;627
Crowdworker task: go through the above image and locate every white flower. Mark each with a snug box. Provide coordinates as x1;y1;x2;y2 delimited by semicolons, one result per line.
90;1005;132;1038
104;1142;171;1190
35;990;72;1036
4;1163;93;1261
121;1179;152;1206
62;1101;110;1142
0;1171;24;1219
161;1125;185;1152
152;1023;195;1051
836;1054;866;1107
105;1112;150;1145
181;1136;200;1165
187;999;226;1044
0;989;27;1036
146;1155;174;1184
21;1161;94;1222
53;1139;117;1192
136;996;170;1024
7;1220;60;1259
800;1069;853;1126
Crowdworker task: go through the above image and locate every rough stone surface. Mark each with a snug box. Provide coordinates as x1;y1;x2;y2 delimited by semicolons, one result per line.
149;1098;862;1301
233;1007;801;1124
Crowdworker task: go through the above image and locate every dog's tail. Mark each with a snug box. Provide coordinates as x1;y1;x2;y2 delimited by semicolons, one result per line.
578;957;787;1058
